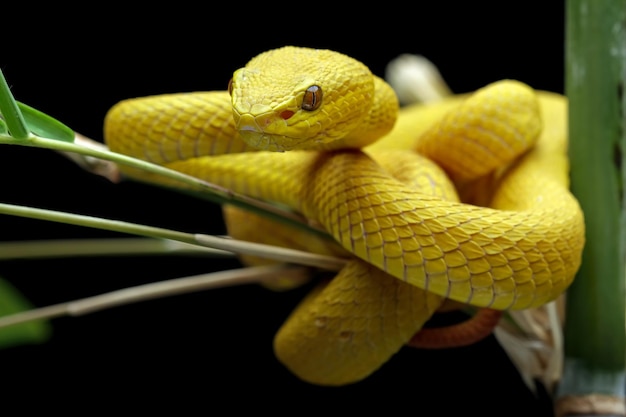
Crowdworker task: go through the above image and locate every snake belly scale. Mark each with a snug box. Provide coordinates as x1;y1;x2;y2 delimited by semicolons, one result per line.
104;46;585;386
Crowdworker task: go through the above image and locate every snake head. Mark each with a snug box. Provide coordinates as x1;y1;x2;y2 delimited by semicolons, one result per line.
229;46;375;152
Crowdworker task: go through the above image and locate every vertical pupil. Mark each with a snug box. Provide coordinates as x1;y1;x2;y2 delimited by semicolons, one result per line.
303;85;322;111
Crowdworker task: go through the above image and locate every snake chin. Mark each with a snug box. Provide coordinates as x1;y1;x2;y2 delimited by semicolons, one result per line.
239;130;311;152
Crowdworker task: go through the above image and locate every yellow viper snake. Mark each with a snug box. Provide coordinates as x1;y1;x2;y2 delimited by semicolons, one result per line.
103;46;585;386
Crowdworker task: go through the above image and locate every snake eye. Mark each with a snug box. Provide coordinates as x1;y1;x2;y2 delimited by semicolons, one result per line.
227;78;233;96
302;85;322;111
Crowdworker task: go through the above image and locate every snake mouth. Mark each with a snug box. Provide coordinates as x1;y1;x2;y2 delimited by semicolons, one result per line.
235;112;314;151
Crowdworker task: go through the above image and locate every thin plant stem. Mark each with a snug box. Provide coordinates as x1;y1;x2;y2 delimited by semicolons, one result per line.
0;132;329;238
0;202;346;271
0;238;235;260
0;264;309;329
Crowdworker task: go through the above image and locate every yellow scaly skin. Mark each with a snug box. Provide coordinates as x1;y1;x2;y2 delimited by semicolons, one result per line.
104;46;585;386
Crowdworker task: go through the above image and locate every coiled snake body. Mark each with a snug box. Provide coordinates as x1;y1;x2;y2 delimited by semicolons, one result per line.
104;46;585;386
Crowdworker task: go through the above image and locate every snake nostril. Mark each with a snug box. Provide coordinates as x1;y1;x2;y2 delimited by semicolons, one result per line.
280;110;295;120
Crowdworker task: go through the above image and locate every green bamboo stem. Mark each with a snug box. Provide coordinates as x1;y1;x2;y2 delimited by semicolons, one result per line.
557;0;626;415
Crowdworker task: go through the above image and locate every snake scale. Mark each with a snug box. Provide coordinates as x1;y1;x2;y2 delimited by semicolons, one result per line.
103;46;585;386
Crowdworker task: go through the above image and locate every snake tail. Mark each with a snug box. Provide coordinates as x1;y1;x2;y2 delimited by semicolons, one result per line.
406;308;503;349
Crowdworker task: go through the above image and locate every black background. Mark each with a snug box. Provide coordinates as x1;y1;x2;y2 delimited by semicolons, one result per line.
1;2;565;415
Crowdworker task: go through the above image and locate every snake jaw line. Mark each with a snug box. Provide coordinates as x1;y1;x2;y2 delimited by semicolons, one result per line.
234;106;323;152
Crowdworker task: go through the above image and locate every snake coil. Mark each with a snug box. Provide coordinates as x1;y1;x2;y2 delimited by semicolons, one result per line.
104;46;584;386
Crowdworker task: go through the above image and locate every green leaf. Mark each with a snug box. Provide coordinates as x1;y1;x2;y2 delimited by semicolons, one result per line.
17;101;74;143
0;69;29;140
0;69;74;142
0;277;51;349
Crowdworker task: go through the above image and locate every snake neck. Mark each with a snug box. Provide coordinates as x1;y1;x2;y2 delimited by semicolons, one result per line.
307;76;400;151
